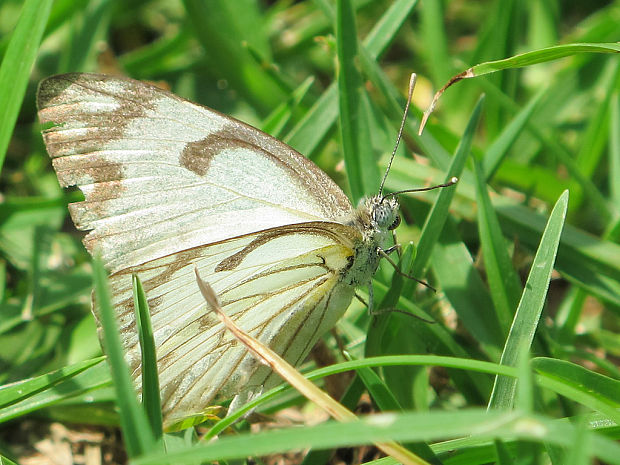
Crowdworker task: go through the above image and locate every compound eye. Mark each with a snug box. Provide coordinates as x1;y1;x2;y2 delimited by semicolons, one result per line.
388;214;401;230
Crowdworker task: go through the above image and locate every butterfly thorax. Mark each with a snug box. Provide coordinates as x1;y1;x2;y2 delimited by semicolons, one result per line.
341;195;400;288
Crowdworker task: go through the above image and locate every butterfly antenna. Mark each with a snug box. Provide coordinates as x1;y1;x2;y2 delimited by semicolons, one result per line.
379;73;417;196
383;177;459;199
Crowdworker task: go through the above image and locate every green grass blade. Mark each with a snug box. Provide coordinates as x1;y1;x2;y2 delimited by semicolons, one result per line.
0;357;104;409
133;409;620;465
336;0;378;200
132;274;163;443
285;0;417;159
181;0;285;112
470;42;620;77
0;361;111;424
411;96;484;277
59;0;111;72
93;258;155;457
533;357;620;407
0;0;53;174
488;190;569;410
364;0;419;58
0;454;18;465
474;161;522;336
482;88;545;180
514;346;533;413
430;218;504;359
611;92;620;208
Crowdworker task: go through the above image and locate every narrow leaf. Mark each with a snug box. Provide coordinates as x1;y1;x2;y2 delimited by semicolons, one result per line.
0;0;53;173
474;161;522;336
411;96;484;277
94;258;155;457
132;274;163;442
488;191;569;409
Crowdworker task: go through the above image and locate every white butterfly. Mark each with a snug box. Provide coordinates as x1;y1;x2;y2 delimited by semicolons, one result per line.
37;73;408;427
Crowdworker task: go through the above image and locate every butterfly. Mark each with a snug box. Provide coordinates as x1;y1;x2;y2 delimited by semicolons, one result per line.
37;73;438;428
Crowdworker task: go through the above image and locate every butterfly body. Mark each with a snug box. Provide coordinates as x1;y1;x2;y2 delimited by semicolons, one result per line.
37;73;400;426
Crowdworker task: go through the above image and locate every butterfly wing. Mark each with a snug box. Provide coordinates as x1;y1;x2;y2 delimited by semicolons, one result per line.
37;73;353;274
37;73;361;425
106;221;359;426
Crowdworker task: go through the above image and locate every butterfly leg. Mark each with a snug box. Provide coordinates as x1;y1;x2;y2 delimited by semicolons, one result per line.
353;286;375;314
383;244;401;255
378;248;436;292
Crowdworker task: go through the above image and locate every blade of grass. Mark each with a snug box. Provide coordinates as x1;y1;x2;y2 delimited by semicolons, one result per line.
474;161;522;336
285;0;419;158
0;454;18;465
59;0;111;72
515;346;533;413
0;361;111;424
431;218;505;359
93;258;155;457
532;358;620;407
134;409;620;465
488;190;569;410
132;274;163;443
410;96;484;277
471;42;620;77
482;87;546;180
0;0;53;174
611;92;620;208
0;357;104;409
336;0;379;201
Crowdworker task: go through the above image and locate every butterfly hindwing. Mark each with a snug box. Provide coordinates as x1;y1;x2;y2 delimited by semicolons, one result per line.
99;222;359;425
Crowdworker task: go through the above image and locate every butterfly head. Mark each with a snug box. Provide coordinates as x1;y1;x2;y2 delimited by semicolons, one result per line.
353;194;400;245
372;195;401;232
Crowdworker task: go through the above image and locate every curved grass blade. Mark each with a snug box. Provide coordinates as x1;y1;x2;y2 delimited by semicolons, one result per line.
93;258;155;457
470;42;620;76
347;352;441;465
132;274;163;442
420;42;620;136
488;190;569;410
0;0;53;173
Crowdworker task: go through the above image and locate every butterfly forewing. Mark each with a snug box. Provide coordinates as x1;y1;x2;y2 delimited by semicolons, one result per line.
37;73;353;274
103;223;358;425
